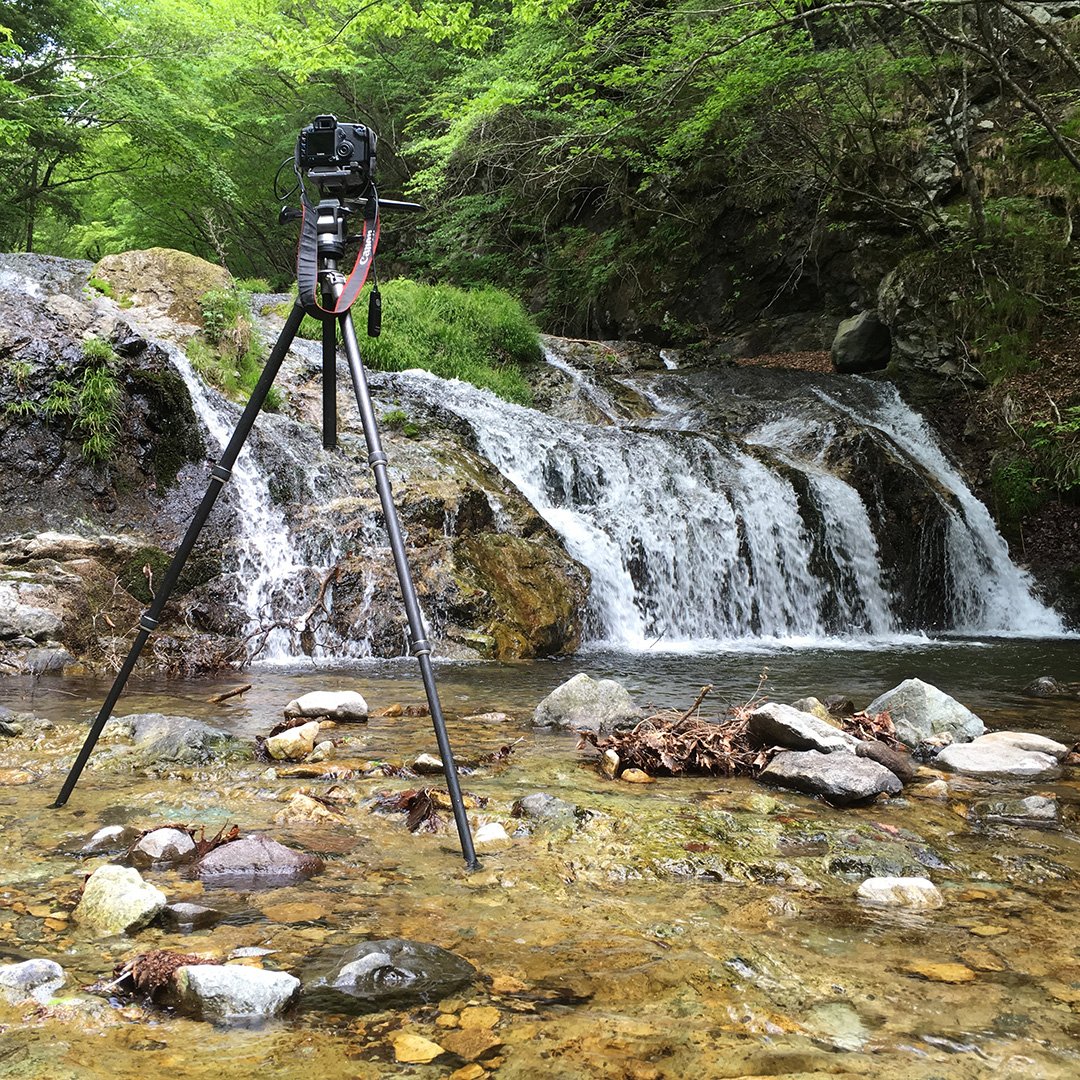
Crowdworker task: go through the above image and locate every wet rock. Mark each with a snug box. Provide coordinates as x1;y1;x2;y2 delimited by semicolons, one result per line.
973;794;1059;828
855;740;918;783
167;964;301;1023
1022;675;1080;698
790;696;830;720
473;822;511;848
532;672;642;734
866;678;984;747
74;864;167;935
58;824;142;857
748;702;859;753
189;833;323;886
266;720;320;760
760;750;903;805
856;876;944;907
935;739;1059;779
977;730;1070;760
302;938;476;1014
0;958;66;1005
283;691;369;722
127;827;197;869
159;902;226;931
511;792;578;828
411;752;445;775
26;646;75;673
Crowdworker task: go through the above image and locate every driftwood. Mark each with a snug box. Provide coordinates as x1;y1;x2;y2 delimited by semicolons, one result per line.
209;683;251;705
581;678;898;778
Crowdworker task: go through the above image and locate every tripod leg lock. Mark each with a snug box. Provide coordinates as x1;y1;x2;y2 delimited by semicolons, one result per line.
368;450;388;469
410;637;432;657
139;615;159;632
210;464;233;485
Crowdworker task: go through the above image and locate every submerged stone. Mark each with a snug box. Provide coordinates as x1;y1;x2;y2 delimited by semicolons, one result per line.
302;938;476;1014
856;876;944;908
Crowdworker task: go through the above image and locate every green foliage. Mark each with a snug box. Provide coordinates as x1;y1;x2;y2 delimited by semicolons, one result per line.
1025;405;1080;493
41;379;77;418
991;458;1046;522
191;283;281;410
359;280;539;405
74;338;121;463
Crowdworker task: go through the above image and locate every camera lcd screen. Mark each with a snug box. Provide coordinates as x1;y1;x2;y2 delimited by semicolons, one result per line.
309;130;335;158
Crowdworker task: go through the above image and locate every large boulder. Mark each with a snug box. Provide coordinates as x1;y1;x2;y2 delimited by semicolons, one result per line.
92;248;231;324
74;864;167;935
168;965;300;1023
830;310;891;374
935;738;1060;780
101;712;245;769
189;833;323;886
866;679;984;748
532;672;642;733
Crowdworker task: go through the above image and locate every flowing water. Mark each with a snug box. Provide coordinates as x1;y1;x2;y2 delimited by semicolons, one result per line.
4;332;1080;1077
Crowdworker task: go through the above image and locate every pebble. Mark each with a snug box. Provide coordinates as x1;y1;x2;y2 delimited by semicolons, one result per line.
621;768;655;784
390;1032;444;1064
904;960;976;983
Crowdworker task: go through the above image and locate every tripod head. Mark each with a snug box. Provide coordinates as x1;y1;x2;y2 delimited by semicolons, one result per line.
281;114;422;322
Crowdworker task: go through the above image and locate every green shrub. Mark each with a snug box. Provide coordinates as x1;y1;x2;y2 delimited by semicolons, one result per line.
192;283;280;410
991;458;1045;522
358;279;538;405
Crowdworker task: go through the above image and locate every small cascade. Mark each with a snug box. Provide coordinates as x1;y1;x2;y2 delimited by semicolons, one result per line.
163;344;343;660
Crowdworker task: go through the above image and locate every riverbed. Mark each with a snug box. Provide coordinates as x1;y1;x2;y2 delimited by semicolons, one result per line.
2;639;1080;1079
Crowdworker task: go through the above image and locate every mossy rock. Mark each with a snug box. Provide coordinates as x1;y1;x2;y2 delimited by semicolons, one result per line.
92;249;232;324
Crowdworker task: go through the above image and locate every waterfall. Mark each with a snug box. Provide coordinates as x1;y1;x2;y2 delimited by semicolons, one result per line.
386;350;1063;647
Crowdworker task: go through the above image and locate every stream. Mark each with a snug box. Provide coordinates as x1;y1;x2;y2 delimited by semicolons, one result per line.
2;639;1080;1080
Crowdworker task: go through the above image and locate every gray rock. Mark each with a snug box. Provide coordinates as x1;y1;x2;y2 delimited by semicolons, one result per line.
57;824;141;857
283;691;368;721
935;740;1059;780
0;958;66;1004
127;827;197;869
747;702;859;753
303;938;476;1014
830;310;891;374
511;792;578;828
102;712;242;768
169;964;300;1023
866;678;984;748
977;730;1070;761
73;864;167;936
1022;676;1080;699
760;750;903;805
26;646;75;673
190;833;323;885
532;672;642;733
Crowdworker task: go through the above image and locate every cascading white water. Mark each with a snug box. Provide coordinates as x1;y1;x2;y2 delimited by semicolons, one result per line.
386;350;1063;646
162;343;335;660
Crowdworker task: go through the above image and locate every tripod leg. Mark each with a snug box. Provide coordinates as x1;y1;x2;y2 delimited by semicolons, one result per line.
338;310;481;872
322;315;337;450
50;301;309;809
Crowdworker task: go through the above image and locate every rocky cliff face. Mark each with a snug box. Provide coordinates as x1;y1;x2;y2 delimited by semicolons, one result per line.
0;252;589;673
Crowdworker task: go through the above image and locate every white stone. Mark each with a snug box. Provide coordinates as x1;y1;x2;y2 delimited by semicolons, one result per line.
0;959;66;1004
748;702;859;753
935;741;1059;779
856;876;944;908
171;965;300;1023
473;822;511;847
975;730;1070;760
266;720;321;760
283;691;368;721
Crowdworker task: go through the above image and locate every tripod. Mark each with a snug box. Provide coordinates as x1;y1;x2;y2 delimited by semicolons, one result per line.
50;178;481;873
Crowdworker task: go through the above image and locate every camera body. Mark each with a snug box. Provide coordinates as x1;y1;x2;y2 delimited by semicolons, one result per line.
297;114;376;191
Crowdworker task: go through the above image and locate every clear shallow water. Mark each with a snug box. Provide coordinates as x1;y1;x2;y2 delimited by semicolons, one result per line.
2;640;1080;1080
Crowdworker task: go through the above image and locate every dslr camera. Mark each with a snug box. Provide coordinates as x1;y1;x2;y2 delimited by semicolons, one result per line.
296;114;376;193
